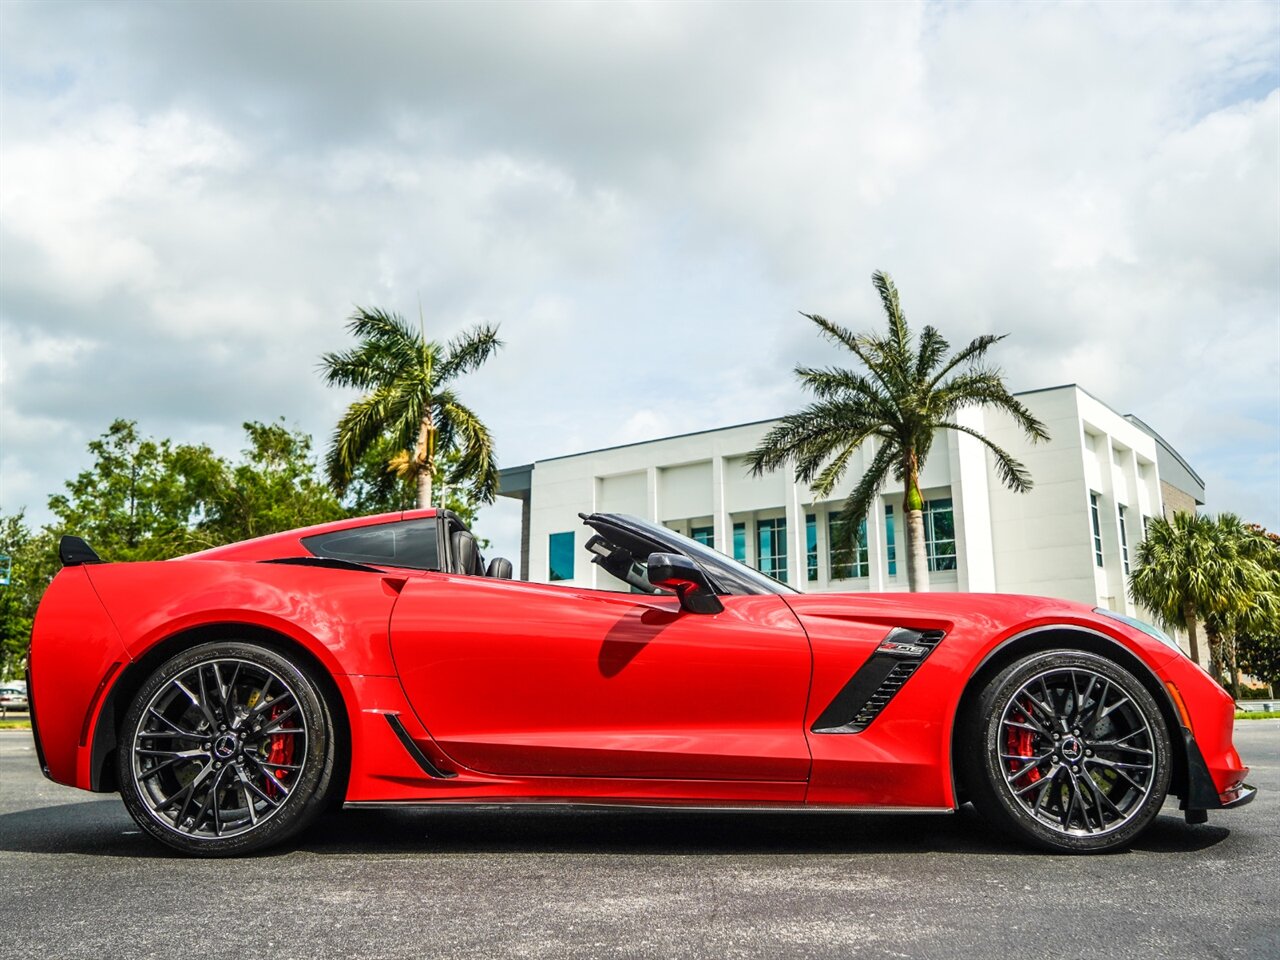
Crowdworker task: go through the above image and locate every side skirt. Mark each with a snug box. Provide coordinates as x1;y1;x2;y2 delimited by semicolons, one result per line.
343;800;956;814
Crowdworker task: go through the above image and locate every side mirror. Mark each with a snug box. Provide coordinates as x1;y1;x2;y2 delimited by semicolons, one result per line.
646;553;724;615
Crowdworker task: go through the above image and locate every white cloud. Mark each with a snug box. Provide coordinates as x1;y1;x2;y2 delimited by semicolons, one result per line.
0;0;1277;549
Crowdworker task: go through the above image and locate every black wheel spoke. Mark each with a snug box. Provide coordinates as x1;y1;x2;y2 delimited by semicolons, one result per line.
997;664;1156;839
132;657;307;842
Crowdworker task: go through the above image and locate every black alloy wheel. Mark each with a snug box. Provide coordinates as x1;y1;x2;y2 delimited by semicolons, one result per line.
117;641;337;856
964;649;1172;853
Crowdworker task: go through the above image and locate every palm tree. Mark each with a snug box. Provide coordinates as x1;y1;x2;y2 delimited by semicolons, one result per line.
321;307;503;509
1197;516;1280;693
748;270;1049;592
1129;510;1244;668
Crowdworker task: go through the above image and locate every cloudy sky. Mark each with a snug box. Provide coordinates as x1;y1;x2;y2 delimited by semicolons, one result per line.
1;0;1278;564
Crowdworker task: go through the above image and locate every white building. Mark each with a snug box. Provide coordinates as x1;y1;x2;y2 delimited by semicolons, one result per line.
498;384;1205;649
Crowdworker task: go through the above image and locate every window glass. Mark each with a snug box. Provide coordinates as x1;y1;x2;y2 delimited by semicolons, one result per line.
1118;504;1130;575
805;514;818;582
756;517;788;583
691;525;715;549
923;498;957;572
828;513;869;579
549;531;575;582
1090;492;1104;567
733;522;747;563
303;519;439;570
885;505;896;576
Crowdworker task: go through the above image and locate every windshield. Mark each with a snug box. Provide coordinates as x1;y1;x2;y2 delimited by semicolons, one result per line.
582;513;798;596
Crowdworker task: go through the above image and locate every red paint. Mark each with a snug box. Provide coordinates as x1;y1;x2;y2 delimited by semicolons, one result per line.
28;515;1249;817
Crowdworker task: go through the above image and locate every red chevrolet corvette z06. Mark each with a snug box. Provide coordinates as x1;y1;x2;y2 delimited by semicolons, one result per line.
28;508;1253;856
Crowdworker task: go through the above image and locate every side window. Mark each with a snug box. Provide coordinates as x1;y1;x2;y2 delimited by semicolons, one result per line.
302;519;439;570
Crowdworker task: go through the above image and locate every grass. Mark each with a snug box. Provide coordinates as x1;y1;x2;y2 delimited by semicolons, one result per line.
1235;711;1280;720
0;718;31;729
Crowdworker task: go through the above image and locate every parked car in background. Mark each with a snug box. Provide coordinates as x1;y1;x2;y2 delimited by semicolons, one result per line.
0;686;30;713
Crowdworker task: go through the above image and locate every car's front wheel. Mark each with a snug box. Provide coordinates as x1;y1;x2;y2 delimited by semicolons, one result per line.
117;640;336;856
963;649;1172;853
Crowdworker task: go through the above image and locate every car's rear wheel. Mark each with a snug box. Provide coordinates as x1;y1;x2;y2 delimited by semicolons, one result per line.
117;641;336;856
963;649;1172;853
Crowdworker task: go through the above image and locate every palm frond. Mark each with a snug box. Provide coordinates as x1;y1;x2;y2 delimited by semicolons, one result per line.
438;324;504;383
914;325;951;381
926;333;1006;390
440;397;499;503
326;388;397;492
937;421;1034;492
871;270;913;374
935;370;1050;442
829;440;898;552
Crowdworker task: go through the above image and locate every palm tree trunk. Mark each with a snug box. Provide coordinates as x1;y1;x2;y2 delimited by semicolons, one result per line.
902;451;930;592
415;416;434;510
1227;635;1240;700
905;507;928;592
1182;600;1201;665
1206;623;1225;686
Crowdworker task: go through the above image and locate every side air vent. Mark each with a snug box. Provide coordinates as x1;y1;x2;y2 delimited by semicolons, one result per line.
811;627;946;734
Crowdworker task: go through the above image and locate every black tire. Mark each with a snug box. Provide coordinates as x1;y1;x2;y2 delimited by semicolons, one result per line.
117;640;337;856
961;649;1172;853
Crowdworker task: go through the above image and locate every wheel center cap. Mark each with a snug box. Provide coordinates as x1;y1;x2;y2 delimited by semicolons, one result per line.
213;734;238;760
1060;736;1084;762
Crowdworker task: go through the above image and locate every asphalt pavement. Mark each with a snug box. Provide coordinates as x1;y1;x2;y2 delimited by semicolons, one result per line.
0;722;1277;960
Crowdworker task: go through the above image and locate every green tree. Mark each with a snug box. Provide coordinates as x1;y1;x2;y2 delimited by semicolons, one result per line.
1199;515;1280;694
1231;524;1280;696
0;512;58;680
321;307;503;509
1128;511;1279;675
46;419;213;561
747;270;1048;591
195;419;346;545
344;438;487;535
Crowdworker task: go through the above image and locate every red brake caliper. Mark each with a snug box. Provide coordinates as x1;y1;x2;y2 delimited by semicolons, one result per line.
1007;700;1041;783
264;703;295;798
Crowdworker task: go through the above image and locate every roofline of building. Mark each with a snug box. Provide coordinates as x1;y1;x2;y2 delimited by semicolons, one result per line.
1123;413;1206;489
513;384;1092;468
498;383;1204;502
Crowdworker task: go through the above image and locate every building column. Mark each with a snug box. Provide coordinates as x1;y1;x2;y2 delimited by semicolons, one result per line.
784;460;805;588
645;466;659;522
711;455;729;553
867;495;886;591
950;406;995;592
519;495;531;581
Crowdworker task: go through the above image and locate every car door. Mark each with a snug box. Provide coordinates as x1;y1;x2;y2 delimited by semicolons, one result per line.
388;573;813;784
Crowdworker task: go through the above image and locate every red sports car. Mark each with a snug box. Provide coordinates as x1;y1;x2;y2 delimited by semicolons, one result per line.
29;508;1253;856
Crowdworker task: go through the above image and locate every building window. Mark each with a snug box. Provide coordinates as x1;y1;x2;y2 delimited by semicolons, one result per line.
756;517;788;582
805;514;818;582
923;498;957;572
1089;492;1104;567
828;514;869;579
1118;504;1130;575
733;522;747;563
549;531;574;582
885;505;896;576
691;525;714;549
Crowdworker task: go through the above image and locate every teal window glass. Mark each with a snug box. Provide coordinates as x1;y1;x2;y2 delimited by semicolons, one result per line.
1090;492;1104;567
923;498;956;572
548;531;574;582
733;522;747;563
691;525;715;549
805;514;818;582
756;517;788;582
828;514;869;579
885;505;896;576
